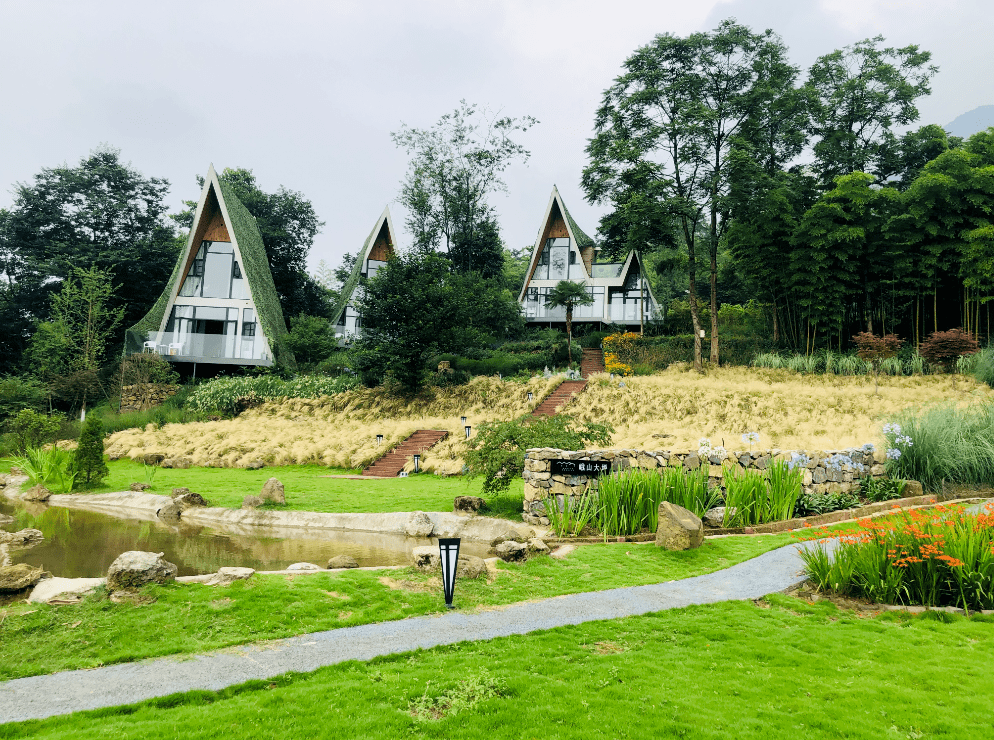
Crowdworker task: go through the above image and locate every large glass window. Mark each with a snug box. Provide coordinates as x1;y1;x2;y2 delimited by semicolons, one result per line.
178;242;244;299
164;305;264;359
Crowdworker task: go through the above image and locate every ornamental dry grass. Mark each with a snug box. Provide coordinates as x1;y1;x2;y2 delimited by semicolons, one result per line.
104;376;562;474
569;366;994;453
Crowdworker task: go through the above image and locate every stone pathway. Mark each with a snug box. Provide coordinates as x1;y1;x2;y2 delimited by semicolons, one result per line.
0;542;819;724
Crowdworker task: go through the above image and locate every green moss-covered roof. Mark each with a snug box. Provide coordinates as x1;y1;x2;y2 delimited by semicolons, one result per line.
558;191;595;248
124;176;295;370
331;213;385;327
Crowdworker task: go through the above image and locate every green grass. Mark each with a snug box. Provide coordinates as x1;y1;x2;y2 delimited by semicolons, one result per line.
80;459;519;515
6;597;993;739
0;535;791;680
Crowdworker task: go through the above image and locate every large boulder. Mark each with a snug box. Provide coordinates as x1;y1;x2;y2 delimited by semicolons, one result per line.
142;453;165;466
286;562;321;571
162;457;192;469
29;576;105;604
495;540;527;562
327;555;359;569
0;544;9;568
246;460;266;470
453;496;485;516
242;495;264;509
21;485;51;502
156;501;183;521
174;492;207;508
0;563;49;592
106;551;177;591
904;480;924;498
405;511;434;538
526;538;550;555
0;512;13;525
203;567;255;587
703;507;732;528
411;545;440;571
0;528;44;548
655;501;704;551
457;555;487;579
260;478;285;504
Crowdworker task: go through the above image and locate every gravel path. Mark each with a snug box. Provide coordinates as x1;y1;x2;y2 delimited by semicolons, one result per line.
0;541;817;724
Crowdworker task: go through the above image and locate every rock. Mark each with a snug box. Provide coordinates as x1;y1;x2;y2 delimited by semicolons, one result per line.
327;555;359;569
0;544;9;567
171;457;192;469
260;478;285;504
203;567;255;586
246;460;265;470
29;577;105;604
703;507;731;528
0;528;45;548
9;467;23;476
242;495;264;509
527;538;550;554
142;453;165;465
459;518;534;547
457;555;486;579
655;501;704;551
405;511;434;538
171;487;191;498
0;512;13;525
683;454;700;470
495;540;527;562
174;492;207;507
130;482;151;492
453;496;485;515
904;480;924;498
106;551;177;591
412;546;440;571
21;484;51;502
549;544;576;560
812;468;828;484
156;501;183;521
286;562;321;571
0;563;49;592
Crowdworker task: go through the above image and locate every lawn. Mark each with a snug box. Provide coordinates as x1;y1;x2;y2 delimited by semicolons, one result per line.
6;597;993;739
84;459;516;514
0;534;792;680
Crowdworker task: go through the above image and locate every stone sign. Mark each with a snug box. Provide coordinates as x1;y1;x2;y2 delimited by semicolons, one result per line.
550;459;610;476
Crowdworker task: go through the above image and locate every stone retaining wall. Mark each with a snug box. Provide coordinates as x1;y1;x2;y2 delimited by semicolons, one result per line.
120;384;179;413
522;446;889;524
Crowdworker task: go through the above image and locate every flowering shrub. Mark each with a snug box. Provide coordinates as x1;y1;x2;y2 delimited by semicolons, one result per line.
798;503;994;610
602;332;638;376
187;374;360;415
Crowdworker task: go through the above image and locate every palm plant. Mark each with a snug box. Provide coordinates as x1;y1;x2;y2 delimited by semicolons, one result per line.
544;280;594;367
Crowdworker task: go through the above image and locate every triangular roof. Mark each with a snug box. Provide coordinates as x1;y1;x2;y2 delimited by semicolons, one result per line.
124;165;294;368
331;206;398;326
518;186;595;301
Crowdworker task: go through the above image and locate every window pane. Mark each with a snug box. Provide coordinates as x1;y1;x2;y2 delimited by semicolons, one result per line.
202;246;233;299
549;247;567;280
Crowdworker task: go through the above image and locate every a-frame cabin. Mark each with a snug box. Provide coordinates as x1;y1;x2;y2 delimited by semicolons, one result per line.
332;207;398;341
518;186;659;329
125;166;293;372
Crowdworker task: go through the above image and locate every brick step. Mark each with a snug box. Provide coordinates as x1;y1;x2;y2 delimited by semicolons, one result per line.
580;348;605;378
362;430;449;477
532;380;588;417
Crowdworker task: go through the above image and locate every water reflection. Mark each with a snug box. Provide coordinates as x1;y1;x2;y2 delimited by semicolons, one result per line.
0;497;483;578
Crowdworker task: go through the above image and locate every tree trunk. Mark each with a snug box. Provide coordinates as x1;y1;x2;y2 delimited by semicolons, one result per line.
709;248;719;364
772;301;780;343
688;271;703;374
566;307;573;370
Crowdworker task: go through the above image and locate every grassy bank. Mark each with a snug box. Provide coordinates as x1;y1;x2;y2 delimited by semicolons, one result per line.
6;596;993;739
0;534;792;680
82;459;515;514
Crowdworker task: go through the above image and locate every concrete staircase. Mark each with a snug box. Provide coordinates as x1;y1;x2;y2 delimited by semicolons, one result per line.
531;380;588;417
580;347;605;378
362;429;449;477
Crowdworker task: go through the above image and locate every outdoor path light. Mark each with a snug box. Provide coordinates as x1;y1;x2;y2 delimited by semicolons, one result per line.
413;454;420;473
460;416;467;426
465;425;472;439
527;391;533;401
376;434;383;445
437;538;461;609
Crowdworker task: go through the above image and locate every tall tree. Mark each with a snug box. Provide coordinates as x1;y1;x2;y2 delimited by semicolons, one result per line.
544;281;595;364
583;20;800;369
4;147;178;362
805;36;937;183
392;101;536;277
174;168;328;319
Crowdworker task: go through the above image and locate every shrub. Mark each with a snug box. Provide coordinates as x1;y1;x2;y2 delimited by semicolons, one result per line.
73;414;108;488
882;406;994;491
3;409;64;453
0;376;48;424
465;414;613;498
3;446;77;493
920;328;980;378
853;332;903;394
858;477;907;503
186;374;360;415
794;489;860;517
799;503;994;610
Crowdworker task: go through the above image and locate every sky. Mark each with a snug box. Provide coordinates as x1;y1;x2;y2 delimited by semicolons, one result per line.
1;0;991;273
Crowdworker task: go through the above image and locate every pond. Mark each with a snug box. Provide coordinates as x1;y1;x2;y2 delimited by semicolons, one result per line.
0;495;481;580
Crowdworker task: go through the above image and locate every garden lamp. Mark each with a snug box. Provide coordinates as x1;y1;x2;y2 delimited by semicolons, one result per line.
376;434;383;445
465;425;472;439
437;537;461;609
460;416;467;426
413;454;421;473
527;391;533;401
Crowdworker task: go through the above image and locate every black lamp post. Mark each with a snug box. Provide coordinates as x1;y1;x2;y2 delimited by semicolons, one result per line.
437;537;461;609
413;454;421;473
376;434;383;445
464;425;471;439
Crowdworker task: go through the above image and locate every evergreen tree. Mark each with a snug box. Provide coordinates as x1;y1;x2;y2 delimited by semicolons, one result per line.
73;414;108;488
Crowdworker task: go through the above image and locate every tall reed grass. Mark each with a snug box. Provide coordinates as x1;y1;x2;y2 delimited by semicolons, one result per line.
722;460;802;526
752;350;931;377
4;446;76;493
884;403;994;491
